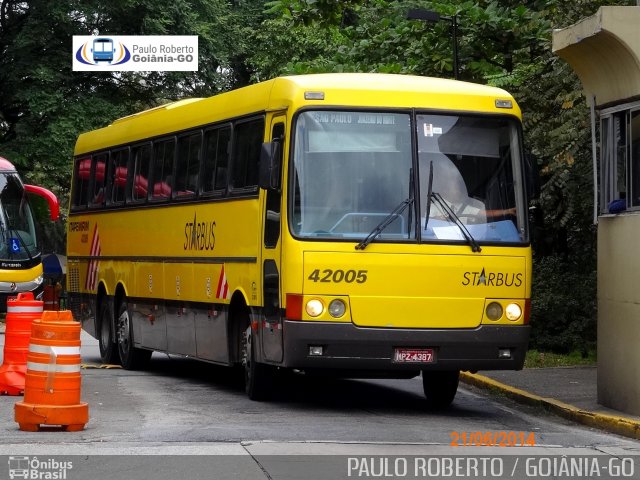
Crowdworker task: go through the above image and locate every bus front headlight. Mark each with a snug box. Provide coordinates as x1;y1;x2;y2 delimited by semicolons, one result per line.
328;299;346;318
305;299;324;317
486;302;503;321
505;303;522;321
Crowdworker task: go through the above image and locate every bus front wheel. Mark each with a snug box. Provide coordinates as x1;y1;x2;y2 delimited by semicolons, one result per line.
116;298;152;370
242;325;273;401
422;370;459;408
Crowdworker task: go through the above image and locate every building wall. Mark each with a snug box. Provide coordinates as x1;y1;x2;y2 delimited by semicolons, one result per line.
598;214;640;413
554;6;640;416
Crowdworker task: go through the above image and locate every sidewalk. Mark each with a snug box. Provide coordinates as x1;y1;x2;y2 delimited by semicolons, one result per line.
461;367;640;440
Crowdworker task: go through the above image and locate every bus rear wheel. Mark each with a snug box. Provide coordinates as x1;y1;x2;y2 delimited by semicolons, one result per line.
98;300;119;365
116;297;152;370
422;370;459;409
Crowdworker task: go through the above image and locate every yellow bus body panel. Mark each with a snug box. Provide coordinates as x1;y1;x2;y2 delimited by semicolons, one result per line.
302;250;526;329
67;198;260;304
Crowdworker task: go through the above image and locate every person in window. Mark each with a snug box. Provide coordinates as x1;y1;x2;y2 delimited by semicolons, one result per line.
421;155;486;226
421;155;515;228
482;165;518;221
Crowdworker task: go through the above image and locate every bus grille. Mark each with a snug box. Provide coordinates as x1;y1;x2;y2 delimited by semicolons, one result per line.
68;265;80;293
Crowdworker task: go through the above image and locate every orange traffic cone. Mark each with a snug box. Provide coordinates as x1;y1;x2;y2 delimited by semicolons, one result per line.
15;310;89;431
0;293;43;395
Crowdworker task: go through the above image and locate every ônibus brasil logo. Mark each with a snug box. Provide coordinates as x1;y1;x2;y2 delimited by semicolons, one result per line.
75;37;131;66
8;456;73;479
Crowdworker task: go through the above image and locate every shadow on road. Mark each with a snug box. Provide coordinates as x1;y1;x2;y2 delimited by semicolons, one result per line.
130;354;486;417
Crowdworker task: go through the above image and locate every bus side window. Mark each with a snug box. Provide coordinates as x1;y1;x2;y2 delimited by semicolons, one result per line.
109;148;129;205
73;157;92;208
151;139;175;200
131;143;152;202
176;132;201;198
202;125;231;196
215;127;231;191
230;118;264;194
89;153;108;207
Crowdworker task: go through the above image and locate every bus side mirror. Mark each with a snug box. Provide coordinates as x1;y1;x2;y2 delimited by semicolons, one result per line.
259;141;282;192
24;184;60;221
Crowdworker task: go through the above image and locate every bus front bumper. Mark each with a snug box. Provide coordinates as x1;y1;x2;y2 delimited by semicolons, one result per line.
282;320;530;373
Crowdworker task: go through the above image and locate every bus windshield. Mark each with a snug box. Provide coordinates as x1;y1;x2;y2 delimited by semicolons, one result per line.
291;110;527;245
0;173;38;260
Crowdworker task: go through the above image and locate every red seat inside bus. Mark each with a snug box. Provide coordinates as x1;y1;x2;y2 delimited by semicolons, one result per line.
114;167;127;187
153;182;171;198
133;175;148;198
79;158;106;181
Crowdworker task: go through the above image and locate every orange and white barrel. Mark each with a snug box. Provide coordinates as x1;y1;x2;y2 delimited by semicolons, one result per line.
15;310;88;431
0;293;43;395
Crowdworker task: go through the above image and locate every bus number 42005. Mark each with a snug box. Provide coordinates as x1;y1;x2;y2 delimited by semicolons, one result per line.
307;269;368;284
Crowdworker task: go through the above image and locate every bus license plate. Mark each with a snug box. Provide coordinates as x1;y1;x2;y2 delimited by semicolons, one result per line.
393;348;434;363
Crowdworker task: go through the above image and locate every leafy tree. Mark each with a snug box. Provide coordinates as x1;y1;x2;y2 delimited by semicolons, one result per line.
253;1;550;80
0;0;246;252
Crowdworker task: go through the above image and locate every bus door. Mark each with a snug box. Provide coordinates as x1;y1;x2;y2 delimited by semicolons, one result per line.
261;116;286;363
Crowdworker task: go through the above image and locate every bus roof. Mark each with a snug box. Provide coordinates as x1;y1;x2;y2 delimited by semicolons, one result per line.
74;73;521;156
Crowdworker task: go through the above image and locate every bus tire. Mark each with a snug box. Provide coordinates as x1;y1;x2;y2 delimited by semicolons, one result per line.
242;325;273;401
116;297;152;370
422;370;459;409
98;300;119;365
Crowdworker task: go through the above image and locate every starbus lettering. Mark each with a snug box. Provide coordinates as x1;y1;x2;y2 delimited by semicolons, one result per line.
184;213;216;251
462;268;523;287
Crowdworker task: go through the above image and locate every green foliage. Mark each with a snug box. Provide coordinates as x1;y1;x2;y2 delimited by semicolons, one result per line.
263;0;362;26
248;11;345;81
0;0;249;253
256;0;551;81
525;349;596;368
530;255;597;354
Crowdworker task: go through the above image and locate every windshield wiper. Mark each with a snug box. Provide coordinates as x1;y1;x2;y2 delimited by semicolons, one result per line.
423;161;434;232
355;197;413;250
407;168;414;237
431;192;482;253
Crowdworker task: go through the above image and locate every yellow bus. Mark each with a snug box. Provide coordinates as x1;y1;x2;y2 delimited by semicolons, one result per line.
67;73;532;406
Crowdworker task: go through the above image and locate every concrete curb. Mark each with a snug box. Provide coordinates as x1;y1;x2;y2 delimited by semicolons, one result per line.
460;372;640;441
